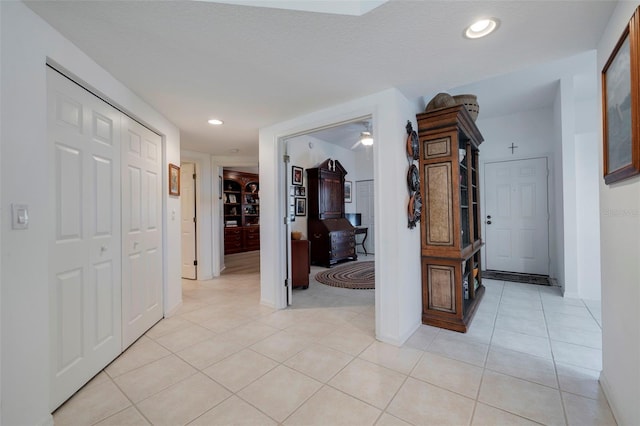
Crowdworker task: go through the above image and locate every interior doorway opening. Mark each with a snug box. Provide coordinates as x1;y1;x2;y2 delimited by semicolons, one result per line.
221;166;261;274
282;116;376;315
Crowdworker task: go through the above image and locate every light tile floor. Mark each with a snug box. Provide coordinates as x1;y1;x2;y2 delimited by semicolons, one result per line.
53;254;615;425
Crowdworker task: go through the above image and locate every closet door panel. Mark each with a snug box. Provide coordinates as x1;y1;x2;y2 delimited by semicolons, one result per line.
121;117;163;349
48;69;122;409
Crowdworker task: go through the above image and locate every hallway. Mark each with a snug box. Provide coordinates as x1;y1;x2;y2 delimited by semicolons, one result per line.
52;261;612;425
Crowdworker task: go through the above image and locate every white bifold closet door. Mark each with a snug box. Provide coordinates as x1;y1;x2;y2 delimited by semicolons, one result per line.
121;116;163;348
48;69;123;408
48;68;163;409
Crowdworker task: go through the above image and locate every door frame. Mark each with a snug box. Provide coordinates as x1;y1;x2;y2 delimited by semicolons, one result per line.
481;155;552;275
277;114;375;308
180;161;198;279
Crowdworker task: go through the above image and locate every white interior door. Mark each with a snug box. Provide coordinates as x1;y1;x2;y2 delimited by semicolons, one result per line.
181;162;197;279
356;180;375;254
48;69;122;408
484;158;549;275
121;117;163;348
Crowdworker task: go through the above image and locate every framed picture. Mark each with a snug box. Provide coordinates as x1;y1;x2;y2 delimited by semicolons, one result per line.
602;6;640;184
292;166;303;186
296;186;306;196
344;180;352;203
169;163;180;196
295;197;306;216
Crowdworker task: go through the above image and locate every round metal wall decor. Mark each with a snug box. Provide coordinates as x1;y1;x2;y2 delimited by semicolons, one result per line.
407;164;419;192
407;191;422;229
406;127;419;161
405;120;421;229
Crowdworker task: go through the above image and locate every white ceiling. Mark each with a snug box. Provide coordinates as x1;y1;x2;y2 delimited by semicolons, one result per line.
25;0;617;156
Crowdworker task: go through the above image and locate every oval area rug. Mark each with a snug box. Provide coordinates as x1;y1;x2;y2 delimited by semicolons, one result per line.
315;261;374;290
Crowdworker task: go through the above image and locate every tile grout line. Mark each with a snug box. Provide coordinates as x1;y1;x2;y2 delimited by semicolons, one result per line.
540;284;570;426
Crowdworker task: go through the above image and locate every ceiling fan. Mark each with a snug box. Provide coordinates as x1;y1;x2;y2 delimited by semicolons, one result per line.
351;121;374;150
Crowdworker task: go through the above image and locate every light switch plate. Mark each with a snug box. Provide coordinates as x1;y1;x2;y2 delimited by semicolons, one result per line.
12;204;29;229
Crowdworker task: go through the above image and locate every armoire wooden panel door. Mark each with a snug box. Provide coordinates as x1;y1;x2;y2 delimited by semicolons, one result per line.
319;169;343;218
48;68;122;408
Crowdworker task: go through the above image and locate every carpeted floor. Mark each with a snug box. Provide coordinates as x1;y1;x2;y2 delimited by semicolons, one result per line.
483;270;551;286
315;261;375;290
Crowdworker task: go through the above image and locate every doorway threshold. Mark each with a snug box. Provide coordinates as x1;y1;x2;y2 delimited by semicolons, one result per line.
483;270;551;286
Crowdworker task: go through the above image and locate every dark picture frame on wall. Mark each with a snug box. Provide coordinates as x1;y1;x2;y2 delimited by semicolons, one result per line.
295;197;306;216
292;166;303;186
602;6;640;185
344;180;352;203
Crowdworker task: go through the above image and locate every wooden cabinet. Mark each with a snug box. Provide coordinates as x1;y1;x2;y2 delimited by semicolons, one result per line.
291;239;310;289
417;105;484;332
224;227;243;254
308;219;356;267
307;159;357;267
223;170;260;253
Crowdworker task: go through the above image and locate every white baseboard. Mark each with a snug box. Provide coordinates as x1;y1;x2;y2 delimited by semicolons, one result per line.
260;299;276;309
165;300;183;318
599;371;622;425
376;321;421;347
563;291;581;299
38;414;54;426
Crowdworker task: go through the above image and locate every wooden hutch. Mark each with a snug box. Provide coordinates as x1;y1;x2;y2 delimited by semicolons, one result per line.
306;159;357;267
223;170;260;254
417;105;484;332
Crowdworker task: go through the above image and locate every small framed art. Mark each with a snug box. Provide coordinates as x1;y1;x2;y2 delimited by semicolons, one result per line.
292;166;303;186
169;163;180;196
295;197;306;216
344;180;352;203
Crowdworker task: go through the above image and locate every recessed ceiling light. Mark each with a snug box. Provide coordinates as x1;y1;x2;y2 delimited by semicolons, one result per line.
229;148;240;153
207;119;224;125
465;18;499;39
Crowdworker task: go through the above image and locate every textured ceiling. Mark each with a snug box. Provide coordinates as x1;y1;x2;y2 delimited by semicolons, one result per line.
25;0;616;156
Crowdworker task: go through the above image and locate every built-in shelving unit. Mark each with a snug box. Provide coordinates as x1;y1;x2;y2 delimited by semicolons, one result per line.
223;170;260;254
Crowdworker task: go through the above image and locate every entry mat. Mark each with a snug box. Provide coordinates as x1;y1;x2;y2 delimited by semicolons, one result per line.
483;270;551;286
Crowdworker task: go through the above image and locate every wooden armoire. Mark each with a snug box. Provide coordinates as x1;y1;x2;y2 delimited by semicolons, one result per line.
417;105;485;332
306;159;357;267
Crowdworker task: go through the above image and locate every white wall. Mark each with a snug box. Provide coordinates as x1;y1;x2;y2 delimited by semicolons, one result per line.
552;88;566;289
597;2;640;424
355;149;375;181
259;88;423;345
0;1;3;419
0;3;181;425
574;132;601;300
560;76;580;297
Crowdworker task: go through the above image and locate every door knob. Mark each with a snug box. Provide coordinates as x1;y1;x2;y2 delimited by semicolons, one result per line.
487;215;492;219
487;220;492;225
